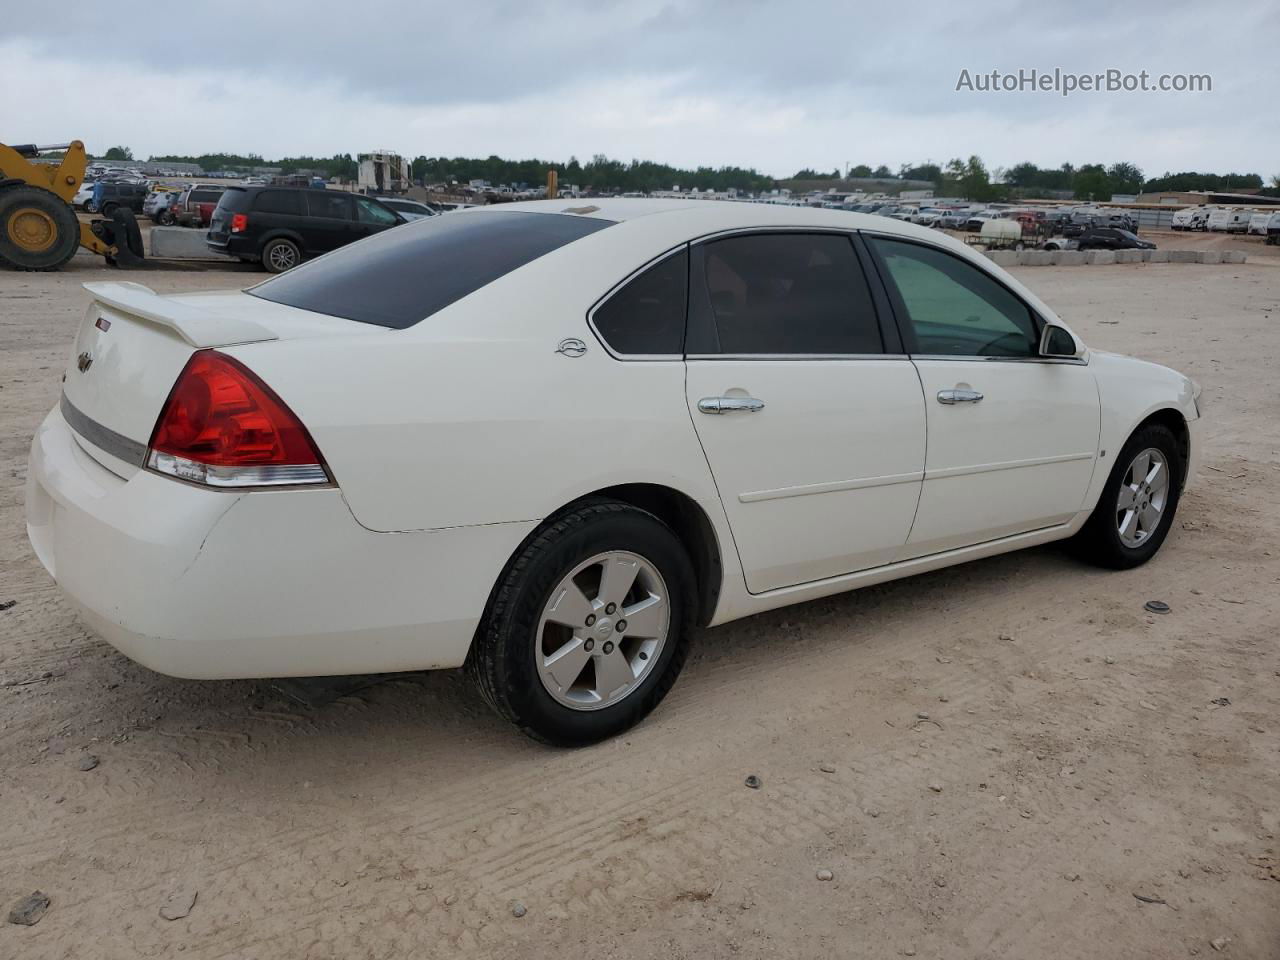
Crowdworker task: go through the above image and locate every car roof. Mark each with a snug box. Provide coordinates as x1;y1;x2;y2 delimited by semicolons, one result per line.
458;197;959;244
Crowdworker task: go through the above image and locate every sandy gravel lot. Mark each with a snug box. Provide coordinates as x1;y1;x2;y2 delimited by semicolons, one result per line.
1;251;1278;959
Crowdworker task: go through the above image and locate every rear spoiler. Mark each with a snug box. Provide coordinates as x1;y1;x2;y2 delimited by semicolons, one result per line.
82;282;277;348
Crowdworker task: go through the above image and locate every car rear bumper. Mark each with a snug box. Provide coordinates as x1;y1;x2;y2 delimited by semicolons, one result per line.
26;405;534;679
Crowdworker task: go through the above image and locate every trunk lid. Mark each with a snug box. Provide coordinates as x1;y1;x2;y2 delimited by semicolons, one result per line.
61;282;383;478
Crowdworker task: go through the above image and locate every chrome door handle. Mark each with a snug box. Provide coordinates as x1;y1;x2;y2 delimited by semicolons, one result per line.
698;396;765;415
937;388;984;404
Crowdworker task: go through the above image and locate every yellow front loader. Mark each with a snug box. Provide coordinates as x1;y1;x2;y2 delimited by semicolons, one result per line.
0;140;143;270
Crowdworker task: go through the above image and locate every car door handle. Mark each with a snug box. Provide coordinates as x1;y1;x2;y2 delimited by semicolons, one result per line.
698;396;765;414
937;388;984;405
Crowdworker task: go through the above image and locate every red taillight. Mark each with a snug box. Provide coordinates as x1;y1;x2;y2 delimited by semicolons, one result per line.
230;213;248;233
146;351;329;488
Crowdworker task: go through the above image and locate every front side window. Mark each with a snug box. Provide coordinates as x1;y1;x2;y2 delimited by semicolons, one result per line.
355;197;399;225
869;237;1038;358
690;233;883;355
592;249;687;356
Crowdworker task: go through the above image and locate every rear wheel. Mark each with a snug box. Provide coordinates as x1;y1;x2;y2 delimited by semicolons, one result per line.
0;186;81;271
1070;423;1183;569
469;501;697;745
261;237;301;273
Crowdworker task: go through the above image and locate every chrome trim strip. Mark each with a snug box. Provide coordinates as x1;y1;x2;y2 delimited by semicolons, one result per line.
59;392;147;467
687;353;909;362
909;354;1089;366
924;452;1095;481
740;470;923;503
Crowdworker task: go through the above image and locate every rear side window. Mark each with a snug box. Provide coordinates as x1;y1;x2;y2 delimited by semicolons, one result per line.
592;249;688;356
688;233;883;355
307;192;353;220
253;190;304;215
249;211;614;329
190;189;221;203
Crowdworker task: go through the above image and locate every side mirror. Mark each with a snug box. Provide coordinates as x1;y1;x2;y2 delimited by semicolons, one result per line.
1039;323;1080;359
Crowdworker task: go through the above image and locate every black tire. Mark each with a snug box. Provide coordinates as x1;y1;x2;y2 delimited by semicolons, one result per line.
100;202;118;217
1069;422;1184;569
468;500;697;746
85;199;100;213
0;186;81;271
261;237;301;273
157;209;176;226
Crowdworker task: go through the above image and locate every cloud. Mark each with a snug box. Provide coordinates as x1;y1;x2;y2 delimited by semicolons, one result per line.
3;0;1277;179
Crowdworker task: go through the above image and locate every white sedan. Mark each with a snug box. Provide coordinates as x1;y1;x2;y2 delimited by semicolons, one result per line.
26;200;1202;744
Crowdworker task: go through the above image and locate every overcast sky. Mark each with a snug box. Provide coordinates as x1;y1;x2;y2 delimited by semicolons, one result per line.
3;0;1276;180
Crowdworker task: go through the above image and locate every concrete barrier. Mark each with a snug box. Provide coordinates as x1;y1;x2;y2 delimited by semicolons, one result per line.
1222;250;1248;264
1170;250;1200;263
1113;250;1142;264
1199;250;1222;264
985;249;1019;267
1052;251;1087;266
149;227;236;260
1148;250;1170;263
1086;250;1116;265
1019;250;1055;266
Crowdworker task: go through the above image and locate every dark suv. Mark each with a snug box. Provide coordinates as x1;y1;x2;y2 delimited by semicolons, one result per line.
1076;227;1156;251
207;187;405;272
87;181;147;216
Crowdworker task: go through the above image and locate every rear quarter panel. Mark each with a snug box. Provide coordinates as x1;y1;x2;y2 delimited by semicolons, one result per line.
222;217;726;535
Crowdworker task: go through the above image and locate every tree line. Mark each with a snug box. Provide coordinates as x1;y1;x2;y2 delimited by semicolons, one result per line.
797;159;1276;200
103;145;1277;199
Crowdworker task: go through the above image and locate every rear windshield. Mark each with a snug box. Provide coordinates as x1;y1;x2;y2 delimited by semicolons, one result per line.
248;211;614;329
215;187;251;212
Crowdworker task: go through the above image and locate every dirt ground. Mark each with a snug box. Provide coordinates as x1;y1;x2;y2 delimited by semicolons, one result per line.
1;250;1278;960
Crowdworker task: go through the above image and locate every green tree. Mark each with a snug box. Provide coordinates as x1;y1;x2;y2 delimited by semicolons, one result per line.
103;145;133;161
1107;162;1144;194
848;164;873;178
872;164;893;178
1073;164;1112;200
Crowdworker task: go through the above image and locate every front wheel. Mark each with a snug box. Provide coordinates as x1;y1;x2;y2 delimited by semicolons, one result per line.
469;501;697;745
1069;423;1183;569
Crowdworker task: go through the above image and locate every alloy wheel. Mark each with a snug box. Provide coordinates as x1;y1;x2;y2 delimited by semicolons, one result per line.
1116;447;1169;548
535;551;670;711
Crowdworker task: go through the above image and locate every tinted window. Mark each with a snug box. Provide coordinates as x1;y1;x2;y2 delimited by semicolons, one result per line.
692;233;882;355
870;237;1038;357
593;249;687;356
355;196;398;225
253;190;304;215
249;211;613;329
189;189;222;203
306;192;353;220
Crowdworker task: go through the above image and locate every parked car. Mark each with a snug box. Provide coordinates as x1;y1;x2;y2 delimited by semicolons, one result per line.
1076;227;1156;250
87;181;147;216
173;184;228;228
207;186;405;272
1041;237;1079;251
144;189;182;224
934;210;973;229
372;196;437;221
73;180;97;209
28;201;1202;744
965;211;1002;232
